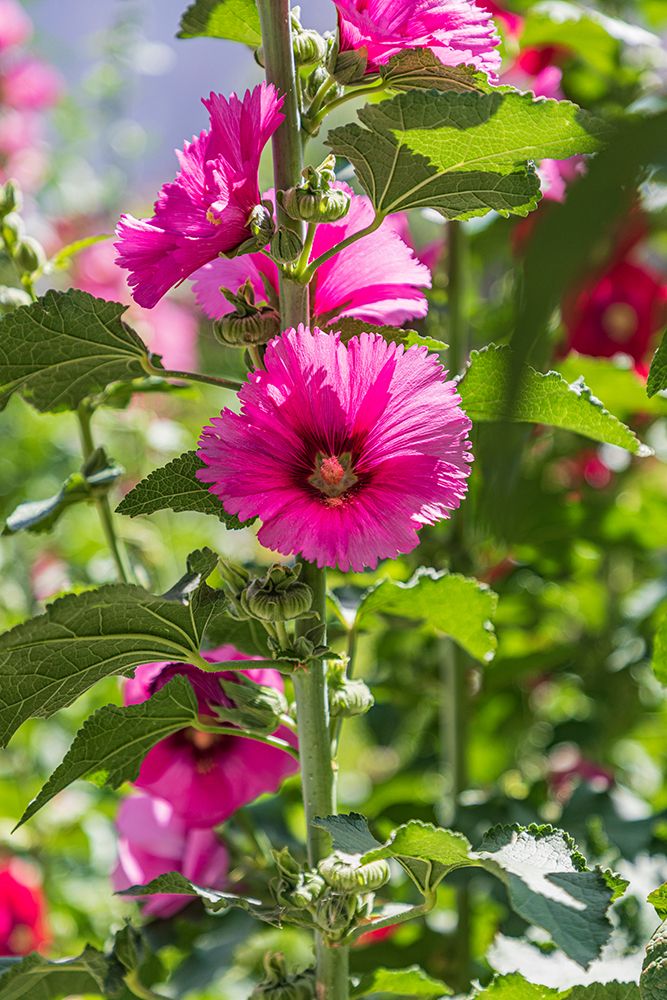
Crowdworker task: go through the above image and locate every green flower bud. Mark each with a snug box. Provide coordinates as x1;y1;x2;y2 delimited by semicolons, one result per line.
281;187;350;224
272;847;301;880
1;212;24;251
241;564;313;623
289;872;325;909
251;954;315;1000
329;677;374;718
214;309;280;348
270;227;303;264
15;236;46;275
331;46;368;84
0;180;21;219
314;891;358;941
293;29;327;66
0;285;32;314
216;673;288;731
304;65;340;104
247;202;275;245
318;851;390;893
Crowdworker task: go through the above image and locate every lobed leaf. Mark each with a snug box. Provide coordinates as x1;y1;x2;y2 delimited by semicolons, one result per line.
351;965;452;998
0;289;149;413
0;947;110;1000
568;986;640;1000
116;450;253;528
558;354;667;420
471;974;561;999
178;0;261;45
119;871;265;914
355;568;498;663
323;316;447;351
648;882;667;920
459;345;648;455
16;676;199;827
312;813;383;855
640;919;667;1000
647;330;667;398
379;48;490;94
0;549;225;747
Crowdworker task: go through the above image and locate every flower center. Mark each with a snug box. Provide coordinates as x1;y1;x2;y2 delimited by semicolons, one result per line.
602;302;638;344
308;452;358;499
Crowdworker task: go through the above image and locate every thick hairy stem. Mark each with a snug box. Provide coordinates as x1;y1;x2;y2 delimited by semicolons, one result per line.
76;403;130;584
256;2;348;995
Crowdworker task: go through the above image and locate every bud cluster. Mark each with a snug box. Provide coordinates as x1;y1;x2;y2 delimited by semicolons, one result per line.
0;180;46;305
213;280;280;349
250;953;315;1000
327;658;374;718
280;155;350;226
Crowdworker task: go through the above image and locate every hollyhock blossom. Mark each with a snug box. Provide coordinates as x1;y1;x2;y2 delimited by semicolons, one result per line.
1;57;62;111
115;84;284;309
563;257;667;370
198;326;473;572
74;241;198;372
192;185;431;326
112;795;228;918
0;1;31;53
0;858;49;955
124;645;297;827
477;0;522;38
333;0;501;78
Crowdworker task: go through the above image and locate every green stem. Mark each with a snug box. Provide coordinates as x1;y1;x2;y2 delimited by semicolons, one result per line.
302;214;383;284
144;361;243;392
308;79;387;130
344;896;436;945
197;722;300;761
76;403;130;584
447;220;467;377
294;221;317;278
256;2;348;995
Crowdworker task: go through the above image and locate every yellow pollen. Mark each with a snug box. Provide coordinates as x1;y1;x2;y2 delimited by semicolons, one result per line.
206;208;223;226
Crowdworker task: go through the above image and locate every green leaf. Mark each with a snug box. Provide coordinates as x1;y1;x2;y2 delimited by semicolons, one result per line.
0;549;224;747
362;820;474;894
328;90;606;221
647;330;667;398
568;985;640;1000
0;947;110;1000
178;0;261;45
47;233;111;273
116;450;252;528
459;346;648;455
652;612;667;686
379;48;490;94
648;882;667;920
322;316;447;351
3;450;122;535
641;920;667;1000
16;676;199;827
355;568;498;663
558;354;667;420
312;813;383;855
0;289;149;413
477;824;621;969
119;871;264;914
351;965;452;998
471;974;561;999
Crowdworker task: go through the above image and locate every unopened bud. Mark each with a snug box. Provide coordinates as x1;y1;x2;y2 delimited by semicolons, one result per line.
281;187;350;224
0;285;32;313
0;180;21;219
214;309;280;348
241;564;313;623
329;677;374;718
1;212;24;251
314;891;358;941
304;65;340;104
218;557;250;594
318;851;390;893
331;46;368;84
289;872;325;909
272;847;301;880
293;29;327;66
251;954;316;1000
247;202;275;245
15;236;45;275
270;227;303;264
216;673;288;731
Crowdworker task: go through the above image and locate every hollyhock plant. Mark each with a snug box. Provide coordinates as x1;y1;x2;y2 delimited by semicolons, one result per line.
0;858;49;956
333;0;501;79
192;184;431;326
111;795;228;919
563;257;667;371
198;326;473;572
0;0;31;53
115;84;284;309
124;645;297;827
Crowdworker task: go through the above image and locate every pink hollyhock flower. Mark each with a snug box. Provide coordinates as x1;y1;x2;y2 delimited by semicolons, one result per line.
191;184;431;326
0;0;32;53
563;257;667;370
1;57;63;111
112;795;228;919
548;745;613;805
334;0;501;79
476;0;523;38
74;241;198;372
0;858;49;955
123;645;297;827
198;326;473;572
115;84;284;309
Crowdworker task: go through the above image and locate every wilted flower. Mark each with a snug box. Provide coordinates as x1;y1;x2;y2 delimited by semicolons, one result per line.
124;645;297;827
111;794;228;918
0;858;49;955
333;0;501;79
0;1;32;54
563;257;667;371
192;184;431;327
115;84;285;308
198;326;473;572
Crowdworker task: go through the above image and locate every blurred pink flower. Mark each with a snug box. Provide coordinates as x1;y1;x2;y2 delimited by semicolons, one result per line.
476;0;523;38
548;745;613;804
0;858;49;955
563;257;667;370
192;184;431;326
74;241;198;372
124;645;297;827
115;84;284;308
198;326;473;572
111;795;228;919
334;0;501;79
0;0;32;53
30;552;70;602
1;57;62;110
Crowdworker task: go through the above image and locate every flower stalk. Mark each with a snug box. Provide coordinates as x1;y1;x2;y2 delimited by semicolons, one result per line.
256;0;349;994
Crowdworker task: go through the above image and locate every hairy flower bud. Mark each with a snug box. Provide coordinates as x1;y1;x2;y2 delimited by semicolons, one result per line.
314;891;359;941
214;309;280;347
15;236;45;275
270;227;303;264
1;212;24;252
293;29;327;66
330;45;368;84
303;65;341;105
0;180;21;219
281;186;350;224
216;673;288;731
289;872;325;909
241;564;313;623
251;954;315;1000
247;202;276;245
318;851;390;893
329;677;374;718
